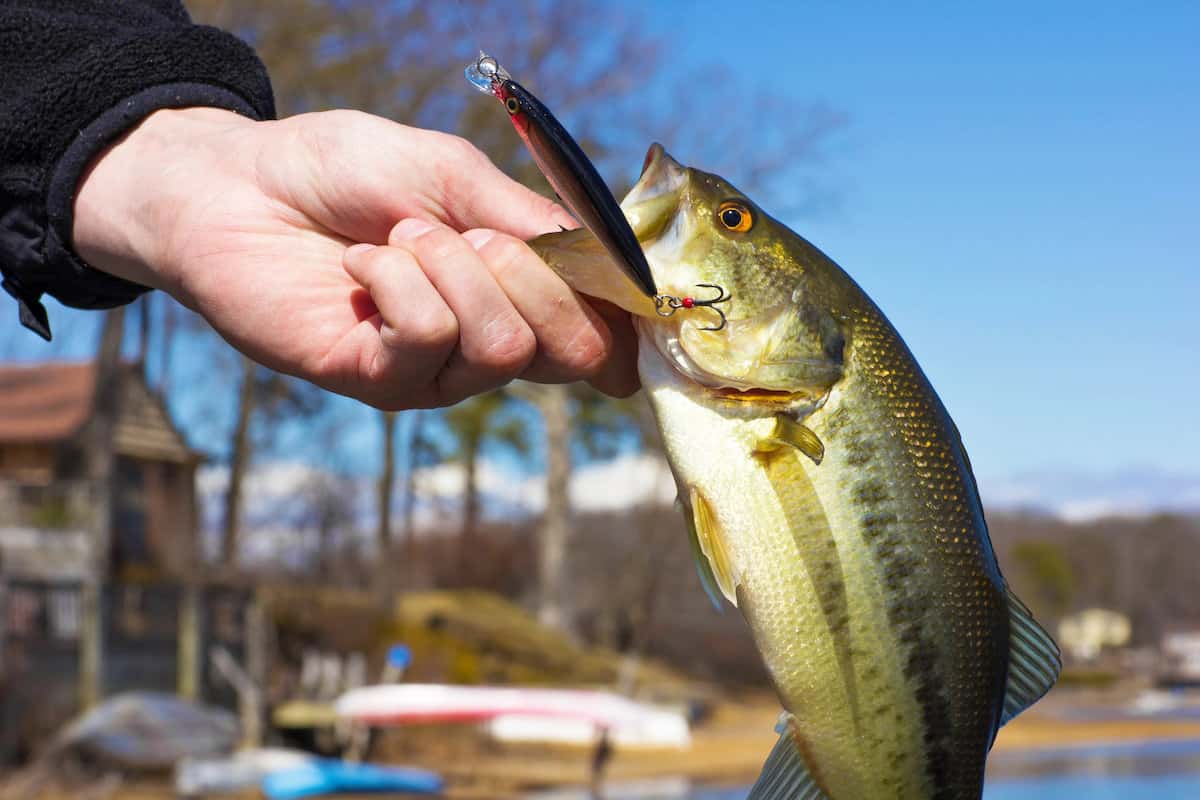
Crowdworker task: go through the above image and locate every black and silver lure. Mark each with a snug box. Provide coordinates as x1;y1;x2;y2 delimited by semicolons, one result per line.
466;53;732;332
466;54;657;299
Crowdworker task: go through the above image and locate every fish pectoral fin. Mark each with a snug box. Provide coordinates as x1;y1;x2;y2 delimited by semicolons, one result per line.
677;496;724;612
747;713;829;800
754;415;825;465
999;586;1063;729
687;486;741;608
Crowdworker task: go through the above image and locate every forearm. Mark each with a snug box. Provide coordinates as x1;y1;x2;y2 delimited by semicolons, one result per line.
0;0;274;339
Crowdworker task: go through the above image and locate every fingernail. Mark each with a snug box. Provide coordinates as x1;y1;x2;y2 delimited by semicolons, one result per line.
344;243;376;266
393;218;437;240
461;229;496;250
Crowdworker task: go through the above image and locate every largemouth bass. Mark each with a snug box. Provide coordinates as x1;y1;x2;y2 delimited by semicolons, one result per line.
530;145;1061;800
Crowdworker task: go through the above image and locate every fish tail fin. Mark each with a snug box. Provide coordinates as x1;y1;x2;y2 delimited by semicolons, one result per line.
999;586;1062;728
747;713;829;800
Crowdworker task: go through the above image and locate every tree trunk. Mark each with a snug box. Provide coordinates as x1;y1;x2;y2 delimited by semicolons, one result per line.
220;356;257;570
457;438;480;586
399;410;423;589
158;297;176;396
537;385;572;633
81;307;125;708
136;294;151;373
375;412;397;597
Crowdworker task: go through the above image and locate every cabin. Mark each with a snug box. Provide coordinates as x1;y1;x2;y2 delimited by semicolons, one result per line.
0;361;250;764
0;360;200;579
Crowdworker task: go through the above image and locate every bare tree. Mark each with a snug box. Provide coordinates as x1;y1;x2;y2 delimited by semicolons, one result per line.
440;391;531;586
80;307;125;708
219;355;257;569
375;411;397;596
528;385;571;630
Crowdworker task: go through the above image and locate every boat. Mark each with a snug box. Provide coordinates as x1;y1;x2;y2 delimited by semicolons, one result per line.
335;684;691;747
261;758;443;799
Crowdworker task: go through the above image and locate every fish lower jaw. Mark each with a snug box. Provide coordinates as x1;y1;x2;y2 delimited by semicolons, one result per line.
637;318;822;417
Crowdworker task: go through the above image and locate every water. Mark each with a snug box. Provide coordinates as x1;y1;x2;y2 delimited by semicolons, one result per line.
687;774;1200;798
657;737;1200;799
984;774;1200;799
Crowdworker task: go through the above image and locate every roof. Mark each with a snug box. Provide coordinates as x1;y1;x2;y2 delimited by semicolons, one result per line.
0;362;95;443
0;361;198;462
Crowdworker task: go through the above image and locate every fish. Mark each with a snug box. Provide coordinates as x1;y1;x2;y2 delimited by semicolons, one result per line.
528;145;1062;799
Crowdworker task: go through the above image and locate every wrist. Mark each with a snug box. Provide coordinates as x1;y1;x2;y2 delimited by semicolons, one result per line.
72;107;257;297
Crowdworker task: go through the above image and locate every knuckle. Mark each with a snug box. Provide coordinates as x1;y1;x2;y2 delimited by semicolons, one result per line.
442;132;484;164
559;325;609;376
407;306;460;352
412;226;464;263
481;234;531;278
431;134;489;198
478;315;537;375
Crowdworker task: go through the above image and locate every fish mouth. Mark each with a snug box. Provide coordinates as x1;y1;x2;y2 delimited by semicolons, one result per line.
621;143;688;243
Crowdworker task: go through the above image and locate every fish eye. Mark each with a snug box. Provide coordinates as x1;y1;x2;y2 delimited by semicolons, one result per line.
718;201;753;233
505;96;520;115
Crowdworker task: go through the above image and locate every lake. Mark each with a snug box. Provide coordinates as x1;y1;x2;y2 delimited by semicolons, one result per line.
689;775;1200;799
676;737;1200;799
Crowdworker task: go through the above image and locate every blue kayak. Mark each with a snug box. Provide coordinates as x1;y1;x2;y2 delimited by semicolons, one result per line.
262;758;443;799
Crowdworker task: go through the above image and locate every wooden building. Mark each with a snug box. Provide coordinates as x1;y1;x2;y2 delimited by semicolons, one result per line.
0;360;201;579
0;361;249;764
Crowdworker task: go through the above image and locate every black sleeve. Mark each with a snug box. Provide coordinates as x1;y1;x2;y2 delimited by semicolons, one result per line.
0;0;276;340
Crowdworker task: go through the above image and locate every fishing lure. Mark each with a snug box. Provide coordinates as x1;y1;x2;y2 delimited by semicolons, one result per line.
466;53;732;331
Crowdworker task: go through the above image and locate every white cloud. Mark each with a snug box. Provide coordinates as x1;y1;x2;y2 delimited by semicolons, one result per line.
198;458;1200;559
978;468;1200;521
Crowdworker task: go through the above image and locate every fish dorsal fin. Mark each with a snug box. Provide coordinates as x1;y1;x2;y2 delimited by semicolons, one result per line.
688;485;741;608
747;713;829;800
1001;586;1062;727
677;495;724;611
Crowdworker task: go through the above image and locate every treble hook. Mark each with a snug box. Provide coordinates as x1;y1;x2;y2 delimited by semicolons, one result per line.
654;283;732;332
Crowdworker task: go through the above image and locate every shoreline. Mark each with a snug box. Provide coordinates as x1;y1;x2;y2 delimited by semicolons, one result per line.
6;692;1200;799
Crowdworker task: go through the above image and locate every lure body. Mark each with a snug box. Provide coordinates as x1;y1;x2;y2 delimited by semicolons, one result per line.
466;54;657;299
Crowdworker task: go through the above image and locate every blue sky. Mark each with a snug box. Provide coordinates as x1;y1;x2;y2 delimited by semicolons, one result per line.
613;1;1199;479
3;2;1197;500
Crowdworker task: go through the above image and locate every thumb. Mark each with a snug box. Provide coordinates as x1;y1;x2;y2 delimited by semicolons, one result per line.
437;141;578;240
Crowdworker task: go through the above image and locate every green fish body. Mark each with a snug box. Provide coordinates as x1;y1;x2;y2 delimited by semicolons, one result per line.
531;145;1060;800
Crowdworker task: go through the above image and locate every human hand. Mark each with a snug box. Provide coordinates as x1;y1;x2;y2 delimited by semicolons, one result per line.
72;107;639;408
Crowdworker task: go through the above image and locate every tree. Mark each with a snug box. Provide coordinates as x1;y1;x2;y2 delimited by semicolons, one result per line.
1011;539;1076;619
80;307;124;708
439;390;532;586
218;362;325;569
375;411;397;596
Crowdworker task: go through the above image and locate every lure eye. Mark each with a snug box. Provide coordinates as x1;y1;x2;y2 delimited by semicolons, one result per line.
718;201;753;233
505;96;520;115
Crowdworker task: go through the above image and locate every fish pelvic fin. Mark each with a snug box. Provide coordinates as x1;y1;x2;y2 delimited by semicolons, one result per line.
754;415;825;466
747;713;830;800
687;485;741;608
1000;586;1062;728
